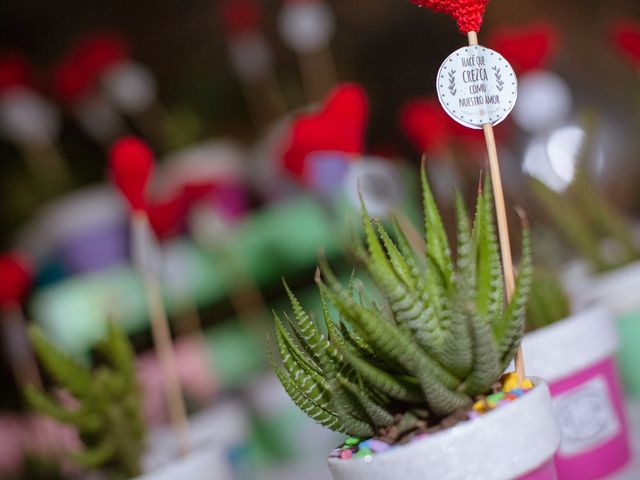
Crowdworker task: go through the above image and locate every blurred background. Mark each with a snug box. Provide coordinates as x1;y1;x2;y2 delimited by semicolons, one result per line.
1;0;640;479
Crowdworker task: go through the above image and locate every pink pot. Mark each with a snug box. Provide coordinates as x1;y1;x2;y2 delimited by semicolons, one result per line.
521;306;631;479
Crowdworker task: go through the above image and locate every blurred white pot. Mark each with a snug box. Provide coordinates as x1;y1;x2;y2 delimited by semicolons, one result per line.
571;261;640;397
134;446;232;480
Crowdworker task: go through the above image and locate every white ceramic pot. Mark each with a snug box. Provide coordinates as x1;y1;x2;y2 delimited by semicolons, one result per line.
328;380;560;480
19;185;129;274
573;261;640;315
572;261;640;397
519;306;631;479
143;400;249;472
134;446;232;480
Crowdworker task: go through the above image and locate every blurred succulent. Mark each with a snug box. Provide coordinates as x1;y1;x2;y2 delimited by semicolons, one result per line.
526;268;571;331
530;121;640;272
271;168;532;438
24;322;144;480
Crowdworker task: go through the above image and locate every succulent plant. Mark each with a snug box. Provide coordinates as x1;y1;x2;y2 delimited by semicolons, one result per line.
526;268;571;331
271;168;532;439
24;322;145;480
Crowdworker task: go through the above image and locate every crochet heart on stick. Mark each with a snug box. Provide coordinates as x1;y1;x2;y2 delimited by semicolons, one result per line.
610;20;640;70
400;98;452;155
109;136;154;212
410;0;489;33
489;23;558;74
0;253;32;309
282;83;368;181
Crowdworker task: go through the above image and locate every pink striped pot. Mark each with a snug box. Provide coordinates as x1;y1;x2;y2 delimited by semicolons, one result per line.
520;306;631;479
328;380;560;480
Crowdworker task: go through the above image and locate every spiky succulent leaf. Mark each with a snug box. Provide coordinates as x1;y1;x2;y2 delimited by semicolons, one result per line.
421;166;454;289
461;312;501;395
475;178;504;322
273;364;345;432
497;228;533;367
527;268;570;330
283;281;328;365
338;377;395;428
28;327;94;398
26;325;143;479
24;387;102;431
272;169;531;437
69;439;116;468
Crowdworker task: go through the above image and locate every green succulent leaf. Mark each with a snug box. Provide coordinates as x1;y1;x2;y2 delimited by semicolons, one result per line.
26;324;144;478
497;228;533;367
271;169;532;436
421;166;454;290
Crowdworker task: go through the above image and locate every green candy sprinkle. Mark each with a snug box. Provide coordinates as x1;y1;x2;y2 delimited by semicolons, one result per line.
355;447;373;458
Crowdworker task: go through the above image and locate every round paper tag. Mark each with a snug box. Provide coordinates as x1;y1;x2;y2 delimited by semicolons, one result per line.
436;46;517;129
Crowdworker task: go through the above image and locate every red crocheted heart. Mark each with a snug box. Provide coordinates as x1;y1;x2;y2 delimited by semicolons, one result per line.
282;83;368;181
410;0;489;34
109;136;154;212
0;253;32;308
222;0;261;35
401;97;486;155
489;23;558;74
53;32;128;103
147;193;187;241
610;20;640;70
401;98;453;155
0;50;31;93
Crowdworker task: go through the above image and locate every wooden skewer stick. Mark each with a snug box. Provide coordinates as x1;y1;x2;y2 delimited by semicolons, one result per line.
131;212;191;455
468;31;526;384
298;46;339;103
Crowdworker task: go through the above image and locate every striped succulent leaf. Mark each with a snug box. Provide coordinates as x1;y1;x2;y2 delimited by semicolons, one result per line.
271;168;532;437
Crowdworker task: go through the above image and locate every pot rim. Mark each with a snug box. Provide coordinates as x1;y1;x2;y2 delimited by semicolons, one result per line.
576;260;640;314
327;378;560;480
517;305;618;383
135;443;230;480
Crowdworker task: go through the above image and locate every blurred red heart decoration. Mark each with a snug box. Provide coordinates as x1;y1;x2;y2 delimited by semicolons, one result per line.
488;23;558;74
181;181;219;205
401;97;487;156
401;99;452;155
53;32;129;103
0;254;32;309
610;20;640;70
222;0;261;35
281;83;368;181
409;0;489;33
147;194;187;241
0;50;32;93
147;181;221;240
109;136;154;212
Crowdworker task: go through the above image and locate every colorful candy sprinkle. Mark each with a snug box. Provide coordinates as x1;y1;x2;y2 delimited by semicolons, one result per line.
335;376;535;461
345;437;360;446
340;449;354;459
367;439;391;453
355;447;373;458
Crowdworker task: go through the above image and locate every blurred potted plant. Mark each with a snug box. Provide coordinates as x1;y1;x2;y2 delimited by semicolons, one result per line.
271;169;561;480
530;128;640;398
24;322;233;480
522;268;632;479
24;322;145;479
